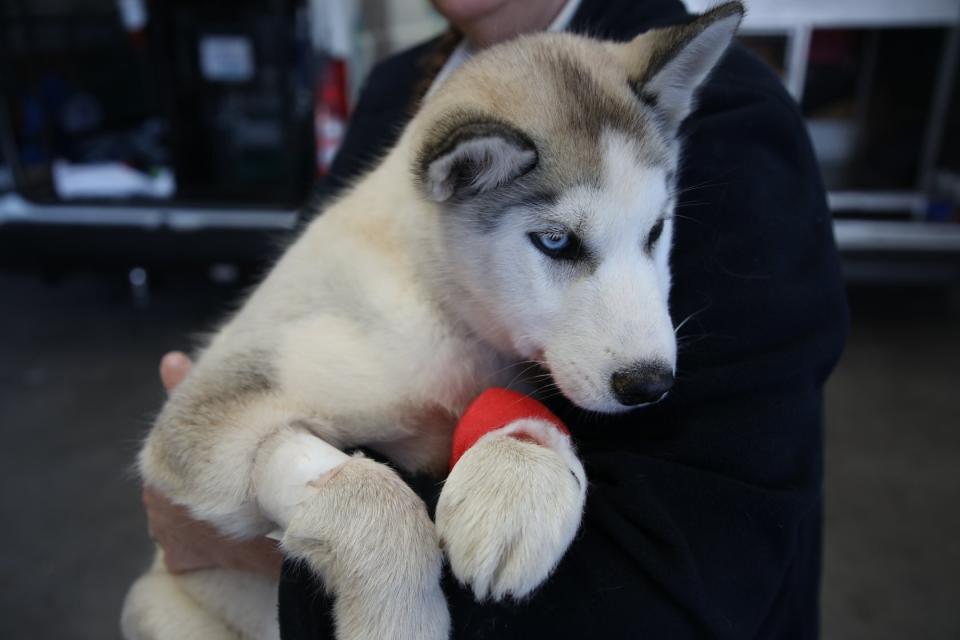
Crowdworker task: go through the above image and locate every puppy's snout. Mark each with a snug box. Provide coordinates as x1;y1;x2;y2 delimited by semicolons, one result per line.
610;364;674;406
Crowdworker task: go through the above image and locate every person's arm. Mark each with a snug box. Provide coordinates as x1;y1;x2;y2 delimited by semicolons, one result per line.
142;352;283;580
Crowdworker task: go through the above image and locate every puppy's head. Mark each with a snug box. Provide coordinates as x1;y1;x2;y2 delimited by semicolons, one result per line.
413;3;743;412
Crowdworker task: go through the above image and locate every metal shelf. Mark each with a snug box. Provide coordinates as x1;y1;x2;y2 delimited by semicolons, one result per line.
834;219;960;252
685;1;960;260
827;191;927;215
4;3;959;263
683;0;960;30
0;194;298;231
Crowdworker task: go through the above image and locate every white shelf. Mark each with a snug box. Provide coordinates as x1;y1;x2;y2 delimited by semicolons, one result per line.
0;194;298;231
828;191;927;215
683;0;960;31
834;219;960;252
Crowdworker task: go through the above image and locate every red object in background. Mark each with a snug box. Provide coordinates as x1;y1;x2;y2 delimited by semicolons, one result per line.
117;0;148;49
809;29;857;66
449;388;570;470
315;57;349;175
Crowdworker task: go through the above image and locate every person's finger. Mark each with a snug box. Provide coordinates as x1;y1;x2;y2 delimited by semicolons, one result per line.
142;484;158;503
141;485;165;510
160;351;192;392
163;548;202;575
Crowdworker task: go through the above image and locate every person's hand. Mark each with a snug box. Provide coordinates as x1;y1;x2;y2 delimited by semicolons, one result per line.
142;351;283;580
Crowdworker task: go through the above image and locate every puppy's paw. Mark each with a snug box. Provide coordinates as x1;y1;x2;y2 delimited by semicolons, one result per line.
436;419;586;601
282;457;449;640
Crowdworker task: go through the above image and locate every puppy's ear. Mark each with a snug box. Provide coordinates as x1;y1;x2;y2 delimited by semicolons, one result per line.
615;1;744;133
418;121;538;202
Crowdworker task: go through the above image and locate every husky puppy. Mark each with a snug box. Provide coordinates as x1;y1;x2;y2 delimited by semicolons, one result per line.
122;4;743;639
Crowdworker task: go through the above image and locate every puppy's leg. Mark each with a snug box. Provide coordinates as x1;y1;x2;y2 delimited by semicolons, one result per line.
279;451;449;640
123;553;280;640
122;556;243;640
128;384;297;640
140;383;448;639
140;385;303;537
436;419;587;601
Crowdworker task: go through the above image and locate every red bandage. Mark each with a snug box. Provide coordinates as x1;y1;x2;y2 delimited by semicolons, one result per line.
449;388;570;470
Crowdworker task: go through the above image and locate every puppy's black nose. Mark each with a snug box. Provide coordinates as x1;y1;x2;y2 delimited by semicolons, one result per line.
610;364;674;406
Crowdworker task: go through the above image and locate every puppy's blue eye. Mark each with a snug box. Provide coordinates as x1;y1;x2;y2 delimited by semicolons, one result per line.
529;231;582;260
540;232;569;250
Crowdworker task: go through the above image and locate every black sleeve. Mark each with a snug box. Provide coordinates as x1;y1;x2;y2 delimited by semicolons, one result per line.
281;46;848;640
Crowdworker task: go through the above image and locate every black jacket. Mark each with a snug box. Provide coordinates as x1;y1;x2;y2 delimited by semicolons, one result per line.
279;1;848;638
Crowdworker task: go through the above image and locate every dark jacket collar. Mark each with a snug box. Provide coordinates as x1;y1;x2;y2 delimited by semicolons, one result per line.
570;0;691;40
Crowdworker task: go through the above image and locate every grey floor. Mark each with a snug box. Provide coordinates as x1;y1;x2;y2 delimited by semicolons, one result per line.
0;270;957;639
821;286;960;638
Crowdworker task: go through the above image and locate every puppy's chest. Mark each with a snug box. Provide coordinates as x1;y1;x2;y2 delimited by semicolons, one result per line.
368;337;509;474
419;330;509;413
273;308;506;438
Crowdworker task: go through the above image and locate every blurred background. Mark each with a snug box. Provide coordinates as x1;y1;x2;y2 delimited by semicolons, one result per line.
1;0;958;638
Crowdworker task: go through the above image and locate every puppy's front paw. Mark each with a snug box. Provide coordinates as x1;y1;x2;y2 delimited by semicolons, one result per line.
436;420;586;601
282;457;449;640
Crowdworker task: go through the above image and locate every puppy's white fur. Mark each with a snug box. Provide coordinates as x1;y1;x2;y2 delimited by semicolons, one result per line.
437;420;586;601
122;6;742;638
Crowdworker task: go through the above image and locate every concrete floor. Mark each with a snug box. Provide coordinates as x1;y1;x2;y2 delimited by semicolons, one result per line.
0;270;957;639
821;286;960;638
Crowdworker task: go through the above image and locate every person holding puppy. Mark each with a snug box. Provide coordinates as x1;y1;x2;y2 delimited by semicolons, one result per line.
143;0;847;637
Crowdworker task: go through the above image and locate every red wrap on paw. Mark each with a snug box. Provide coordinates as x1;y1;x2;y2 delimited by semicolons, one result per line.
449;388;570;470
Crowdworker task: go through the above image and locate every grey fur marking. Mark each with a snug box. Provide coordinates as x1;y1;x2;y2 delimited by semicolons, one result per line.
415;114;538;202
217;350;275;396
153;349;275;482
446;181;558;234
528;52;671;199
550;53;650;143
